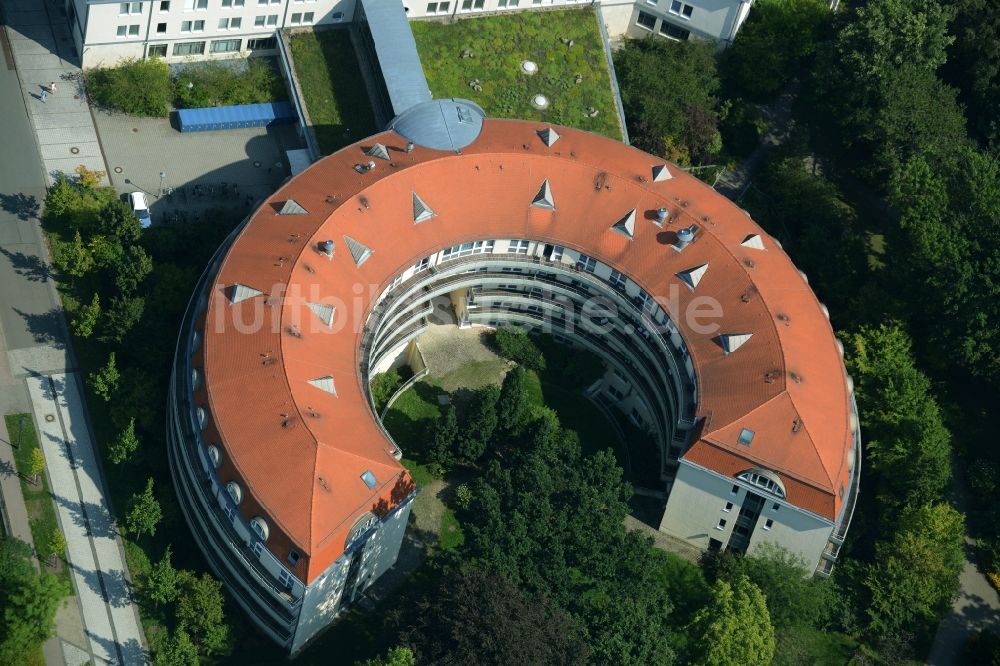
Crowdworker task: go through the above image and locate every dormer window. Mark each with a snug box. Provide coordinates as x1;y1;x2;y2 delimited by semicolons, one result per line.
250;516;269;542
737;469;786;499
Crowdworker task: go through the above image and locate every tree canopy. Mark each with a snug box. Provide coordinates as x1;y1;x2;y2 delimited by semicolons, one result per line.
685;575;776;666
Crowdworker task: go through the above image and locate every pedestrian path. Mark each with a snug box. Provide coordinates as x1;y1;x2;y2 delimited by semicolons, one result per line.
0;415;38;563
1;0;109;185
28;373;148;666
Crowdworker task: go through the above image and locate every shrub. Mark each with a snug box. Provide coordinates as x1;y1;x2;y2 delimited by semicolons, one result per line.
173;59;287;109
370;369;404;413
85;57;171;117
493;327;545;370
454;484;473;511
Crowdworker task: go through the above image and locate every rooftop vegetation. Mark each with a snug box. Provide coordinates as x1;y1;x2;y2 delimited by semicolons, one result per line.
411;9;624;141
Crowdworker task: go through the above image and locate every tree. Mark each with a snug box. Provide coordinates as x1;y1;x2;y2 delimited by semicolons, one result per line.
126;478;162;539
942;0;1000;148
713;543;829;631
492;327;546;370
724;0;829;98
54;231;95;278
866;502;965;637
154;625;200;666
145;546;178;608
97;198;142;243
459;385;500;462
108;417;140;465
0;565;66;663
176;571;229;656
356;646;415;666
402;568;589;666
100;295;145;343
686;575;775;666
27;448;45;485
112;244;154;294
370;369;403;413
429;404;459;466
497;366;531;437
845;322;952;508
109;368;159;432
46;528;66;564
88;352;120;401
72;292;101;339
615;38;721;164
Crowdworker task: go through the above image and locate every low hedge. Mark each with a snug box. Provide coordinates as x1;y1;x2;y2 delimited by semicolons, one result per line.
85;57;172;117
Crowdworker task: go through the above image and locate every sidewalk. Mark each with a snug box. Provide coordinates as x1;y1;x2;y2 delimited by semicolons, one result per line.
28;373;148;666
2;0;109;185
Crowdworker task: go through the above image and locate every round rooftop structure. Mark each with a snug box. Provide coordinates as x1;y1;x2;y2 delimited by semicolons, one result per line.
386;98;486;151
169;118;859;651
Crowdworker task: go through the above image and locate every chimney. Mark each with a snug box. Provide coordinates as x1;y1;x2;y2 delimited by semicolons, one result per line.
321;239;335;259
655;207;669;226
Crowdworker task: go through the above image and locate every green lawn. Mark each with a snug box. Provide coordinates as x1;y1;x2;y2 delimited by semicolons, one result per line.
4;414;71;586
382;382;443;454
412;9;624;140
428;358;510;394
400;457;441;488
439;507;465;551
288;29;377;155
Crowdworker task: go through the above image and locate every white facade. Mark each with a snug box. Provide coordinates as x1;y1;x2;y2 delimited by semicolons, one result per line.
66;0;355;67
68;0;755;68
660;460;835;571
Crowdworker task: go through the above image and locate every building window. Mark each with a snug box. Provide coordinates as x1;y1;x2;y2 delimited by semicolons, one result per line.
716;519;727;530
737;471;786;499
577;253;597;273
148;43;167;57
159;0;170;10
250;516;269;541
226;481;243;504
609;269;627;291
222;0;245;5
247;36;276;49
659;21;690;40
737;428;754;446
772;502;780;511
387;274;403;292
116;24;141;37
361;470;378;489
180;19;203;32
724;502;733;512
550;245;564;262
607;385;625;400
120;2;143;15
441;240;494;260
211;39;241;53
258;0;280;4
498;0;520;6
462;0;485;8
636;10;656;30
183;0;207;8
509;239;530;254
730;484;739;495
219;17;241;29
413;256;430;272
173;40;205;55
303;11;314;23
290;11;314;24
266;14;278;25
290;11;301;23
156;22;166;32
288;549;301;565
763;519;774;530
670;0;694;17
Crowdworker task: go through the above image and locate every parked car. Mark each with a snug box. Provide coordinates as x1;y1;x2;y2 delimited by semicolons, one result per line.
128;191;152;228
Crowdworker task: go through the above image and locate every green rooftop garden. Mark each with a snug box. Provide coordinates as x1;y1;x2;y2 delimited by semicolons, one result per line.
288;29;378;155
412;9;624;141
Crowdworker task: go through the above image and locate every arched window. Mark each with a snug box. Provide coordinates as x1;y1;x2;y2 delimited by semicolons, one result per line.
346;512;379;549
226;481;242;505
250;516;269;542
736;469;786;499
191;367;202;391
196;406;208;430
206;444;221;468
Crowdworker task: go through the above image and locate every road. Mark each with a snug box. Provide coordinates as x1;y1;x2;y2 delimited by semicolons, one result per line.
0;11;148;663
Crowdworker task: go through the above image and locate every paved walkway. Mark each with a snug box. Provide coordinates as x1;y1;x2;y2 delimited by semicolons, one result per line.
28;373;147;666
0;415;38;560
2;0;109;185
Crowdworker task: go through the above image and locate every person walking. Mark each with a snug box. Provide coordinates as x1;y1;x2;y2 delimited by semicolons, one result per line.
49;81;56;95
39;86;47;102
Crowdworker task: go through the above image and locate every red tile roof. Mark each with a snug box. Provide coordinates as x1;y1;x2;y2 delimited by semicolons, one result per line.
199;120;853;583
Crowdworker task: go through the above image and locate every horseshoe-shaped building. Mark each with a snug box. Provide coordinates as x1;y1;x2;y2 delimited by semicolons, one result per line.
168;108;860;654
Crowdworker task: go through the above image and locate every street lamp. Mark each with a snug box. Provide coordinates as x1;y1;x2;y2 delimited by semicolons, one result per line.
159;171;166;197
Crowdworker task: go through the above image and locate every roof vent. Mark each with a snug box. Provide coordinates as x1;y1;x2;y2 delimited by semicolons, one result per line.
655;207;669;226
673;225;696;251
741;234;765;250
412;192;436;223
364;143;390;161
531;179;555;210
307;376;337;396
819;303;830;320
307;302;336;327
677;263;708;290
792;418;802;433
718;333;753;354
406;142;415;153
536;127;560;147
320;239;335;259
343;235;373;267
611;208;637;239
354;161;377;173
651;164;672;182
226;283;263;304
279;199;308;215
